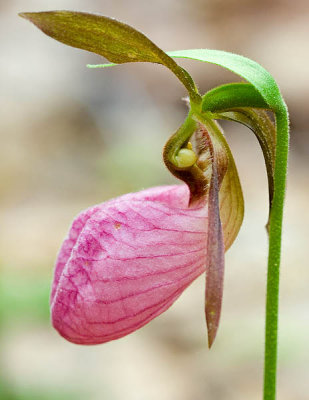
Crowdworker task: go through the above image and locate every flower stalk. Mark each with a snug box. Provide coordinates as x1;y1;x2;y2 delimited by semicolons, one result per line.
263;109;289;400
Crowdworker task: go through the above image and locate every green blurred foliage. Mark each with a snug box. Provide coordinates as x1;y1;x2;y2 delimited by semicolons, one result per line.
0;270;50;326
0;383;78;400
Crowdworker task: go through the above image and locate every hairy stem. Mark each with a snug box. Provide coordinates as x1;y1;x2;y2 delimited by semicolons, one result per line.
263;108;289;400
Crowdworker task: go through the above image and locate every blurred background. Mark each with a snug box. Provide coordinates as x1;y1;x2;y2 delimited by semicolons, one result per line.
1;0;308;399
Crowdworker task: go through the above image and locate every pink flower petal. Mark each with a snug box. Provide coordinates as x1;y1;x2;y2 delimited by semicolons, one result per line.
51;185;208;344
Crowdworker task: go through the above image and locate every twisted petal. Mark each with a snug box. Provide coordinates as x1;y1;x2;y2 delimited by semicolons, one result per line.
51;185;208;344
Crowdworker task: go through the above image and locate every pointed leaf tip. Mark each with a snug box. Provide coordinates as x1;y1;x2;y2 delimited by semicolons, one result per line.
206;309;221;348
19;10;200;102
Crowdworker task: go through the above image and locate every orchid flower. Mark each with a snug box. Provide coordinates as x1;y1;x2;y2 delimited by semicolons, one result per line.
20;11;289;400
51;185;208;345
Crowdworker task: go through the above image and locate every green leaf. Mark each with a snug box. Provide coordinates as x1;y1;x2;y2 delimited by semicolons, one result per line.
168;49;285;113
87;63;117;68
19;11;200;102
216;108;276;226
202;83;268;113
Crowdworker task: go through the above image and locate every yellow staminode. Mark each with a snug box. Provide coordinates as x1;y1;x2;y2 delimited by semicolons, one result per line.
176;144;197;168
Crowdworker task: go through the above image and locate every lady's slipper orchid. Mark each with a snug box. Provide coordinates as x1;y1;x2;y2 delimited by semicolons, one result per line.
51;185;208;344
20;19;289;400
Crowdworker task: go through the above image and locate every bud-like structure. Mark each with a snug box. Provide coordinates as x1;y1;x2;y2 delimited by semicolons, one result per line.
51;185;208;344
175;147;197;168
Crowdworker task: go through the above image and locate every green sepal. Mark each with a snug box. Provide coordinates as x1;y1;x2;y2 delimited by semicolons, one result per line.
19;11;200;102
202;83;268;113
218;135;244;250
215;108;276;228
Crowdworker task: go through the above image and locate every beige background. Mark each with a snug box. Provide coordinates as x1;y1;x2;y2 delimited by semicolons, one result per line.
1;0;308;399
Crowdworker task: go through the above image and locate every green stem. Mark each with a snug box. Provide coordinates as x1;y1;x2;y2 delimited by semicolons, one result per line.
263;109;289;400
